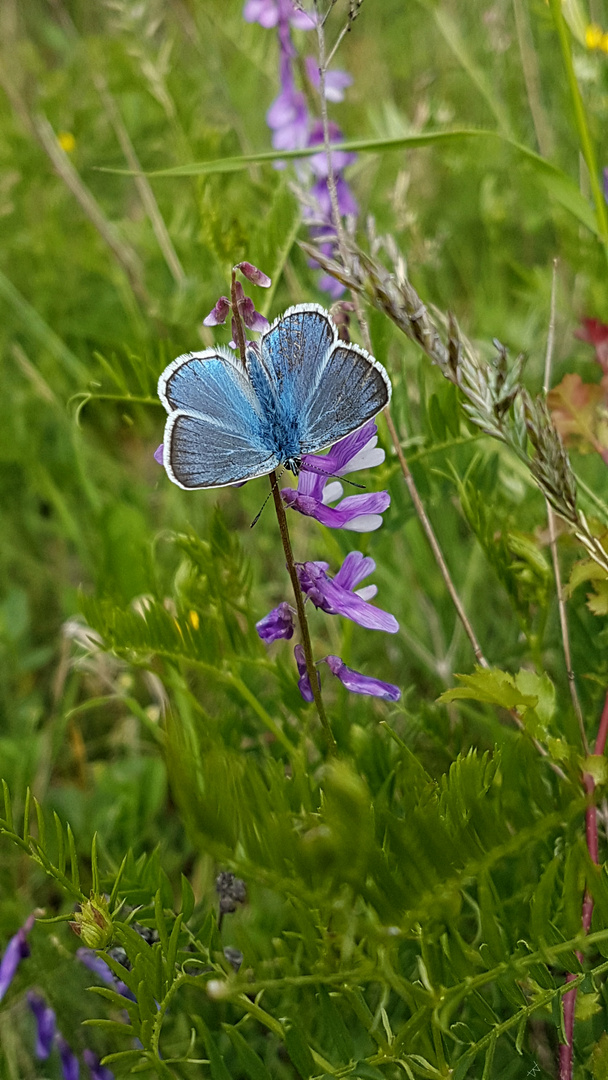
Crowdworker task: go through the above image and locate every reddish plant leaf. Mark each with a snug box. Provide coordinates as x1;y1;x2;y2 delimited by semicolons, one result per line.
548;372;608;463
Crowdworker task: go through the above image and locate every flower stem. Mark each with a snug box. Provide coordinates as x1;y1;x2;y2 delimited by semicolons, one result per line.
231;268;249;365
269;472;337;754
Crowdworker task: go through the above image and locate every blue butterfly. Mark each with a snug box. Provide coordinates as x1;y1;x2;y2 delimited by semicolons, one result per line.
158;303;391;489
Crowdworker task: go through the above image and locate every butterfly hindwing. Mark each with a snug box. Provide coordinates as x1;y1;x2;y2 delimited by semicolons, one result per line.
164;412;280;489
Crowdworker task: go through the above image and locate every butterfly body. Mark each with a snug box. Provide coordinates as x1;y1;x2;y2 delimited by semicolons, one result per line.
158;304;391;490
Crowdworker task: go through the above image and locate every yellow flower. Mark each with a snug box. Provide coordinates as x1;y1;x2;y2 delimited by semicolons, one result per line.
189;610;200;630
57;131;76;153
601;32;608;52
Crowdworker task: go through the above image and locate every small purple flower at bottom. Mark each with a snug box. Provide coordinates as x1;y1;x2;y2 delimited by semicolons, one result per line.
295;647;400;702
256;602;295;642
0;913;35;1001
296;552;399;633
27;991;56;1059
294;644;319;703
83;1049;115;1080
57;1034;80;1080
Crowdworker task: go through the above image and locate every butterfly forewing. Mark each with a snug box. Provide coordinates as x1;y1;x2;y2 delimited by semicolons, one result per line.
159;349;278;489
298;342;391;454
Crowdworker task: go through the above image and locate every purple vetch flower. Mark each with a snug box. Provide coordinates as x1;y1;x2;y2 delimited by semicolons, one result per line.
27;991;56;1059
322;655;400;700
57;1034;80;1080
295;647;400;703
76;948;135;1001
307;120;357;177
83;1049;115;1080
244;0;315;30
267;87;309;153
0;913;35;1001
304;57;353;102
282;419;389;532
236;261;272;288
256;602;295;642
294;644;318;702
232;281;270;333
296;552;399;633
310;174;358;220
203;296;231;327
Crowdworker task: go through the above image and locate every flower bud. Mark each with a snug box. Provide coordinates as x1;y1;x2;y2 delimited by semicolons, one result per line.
70;894;113;950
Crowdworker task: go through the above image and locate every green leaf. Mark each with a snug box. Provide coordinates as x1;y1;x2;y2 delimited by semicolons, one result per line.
180;874;195;922
223;1025;274;1080
199;1020;234;1080
99;130;600;236
283;1021;315;1080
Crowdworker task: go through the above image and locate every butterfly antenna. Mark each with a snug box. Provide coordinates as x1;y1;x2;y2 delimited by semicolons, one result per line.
300;461;365;490
250;469;285;528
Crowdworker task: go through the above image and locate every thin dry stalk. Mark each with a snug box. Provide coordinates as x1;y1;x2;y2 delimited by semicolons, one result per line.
543;260;588;754
93;73;186;287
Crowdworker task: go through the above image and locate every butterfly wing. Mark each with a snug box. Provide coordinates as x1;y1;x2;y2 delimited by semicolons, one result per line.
298;341;391;453
158;348;280;489
255;304;391;457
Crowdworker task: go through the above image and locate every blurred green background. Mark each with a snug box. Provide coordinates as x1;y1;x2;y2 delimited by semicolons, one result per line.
2;0;608;1074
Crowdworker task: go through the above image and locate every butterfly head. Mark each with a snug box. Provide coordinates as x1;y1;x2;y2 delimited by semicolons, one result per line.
284;457;302;476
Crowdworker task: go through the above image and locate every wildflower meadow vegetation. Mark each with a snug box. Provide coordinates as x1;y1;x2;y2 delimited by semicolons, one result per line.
4;0;608;1077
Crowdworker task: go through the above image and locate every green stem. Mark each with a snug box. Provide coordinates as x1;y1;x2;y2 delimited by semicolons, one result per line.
549;0;608;266
269;474;337;754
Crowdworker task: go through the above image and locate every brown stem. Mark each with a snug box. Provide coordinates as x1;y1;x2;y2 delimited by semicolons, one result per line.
229;269;335;754
231;269;249;367
269;474;337;754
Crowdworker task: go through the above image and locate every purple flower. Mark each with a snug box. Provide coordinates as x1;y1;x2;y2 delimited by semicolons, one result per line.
296;552;399;633
76;948;134;1001
243;0;315;30
267;87;309;152
307;120;356;177
256;602;295;642
0;913;35;1001
322;655;400;700
311;175;358;219
203;296;231;326
304;57;353;103
282;419;390;532
83;1049;115;1080
57;1035;80;1080
233;281;270;333
294;644;318;702
27;991;56;1059
295;647;400;703
236;261;272;288
154;443;164;465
